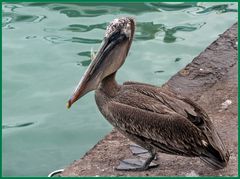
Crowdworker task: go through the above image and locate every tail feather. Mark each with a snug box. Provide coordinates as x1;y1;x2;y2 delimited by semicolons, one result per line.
200;157;226;170
199;116;229;170
181;96;229;169
200;142;229;170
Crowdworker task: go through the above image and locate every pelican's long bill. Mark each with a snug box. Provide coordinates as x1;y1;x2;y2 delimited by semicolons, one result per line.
67;17;135;108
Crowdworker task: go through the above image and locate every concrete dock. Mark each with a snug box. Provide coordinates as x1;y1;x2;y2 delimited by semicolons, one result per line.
61;23;238;176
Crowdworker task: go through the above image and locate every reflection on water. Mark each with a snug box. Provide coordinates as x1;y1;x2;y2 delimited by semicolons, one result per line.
2;2;237;176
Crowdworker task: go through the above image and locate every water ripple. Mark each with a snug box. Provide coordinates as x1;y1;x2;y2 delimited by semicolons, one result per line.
58;7;109;18
51;21;206;45
135;22;164;41
77;51;91;57
163;22;206;43
2;3;23;12
25;35;37;40
2;2;237;25
77;51;92;66
26;3;160;16
175;57;181;62
43;35;102;44
197;4;238;14
42;20;206;45
135;22;206;43
2;12;47;29
43;35;66;44
2;3;47;30
77;60;91;67
3;12;45;23
3;122;34;129
61;23;107;33
2;16;13;29
32;15;47;23
150;2;198;11
145;2;237;15
154;70;164;73
70;37;102;44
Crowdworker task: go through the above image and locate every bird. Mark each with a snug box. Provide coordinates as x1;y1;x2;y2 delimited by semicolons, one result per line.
67;17;229;171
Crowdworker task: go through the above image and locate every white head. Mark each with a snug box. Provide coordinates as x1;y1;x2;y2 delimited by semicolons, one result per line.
67;17;135;108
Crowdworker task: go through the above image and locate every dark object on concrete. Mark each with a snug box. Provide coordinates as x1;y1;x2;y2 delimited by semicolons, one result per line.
62;22;238;176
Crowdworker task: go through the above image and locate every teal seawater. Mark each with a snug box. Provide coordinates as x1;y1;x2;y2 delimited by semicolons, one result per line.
2;2;238;176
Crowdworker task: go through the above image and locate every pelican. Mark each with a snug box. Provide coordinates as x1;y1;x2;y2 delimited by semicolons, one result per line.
67;17;229;171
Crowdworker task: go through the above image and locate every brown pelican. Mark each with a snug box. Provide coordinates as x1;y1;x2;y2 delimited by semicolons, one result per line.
67;17;229;171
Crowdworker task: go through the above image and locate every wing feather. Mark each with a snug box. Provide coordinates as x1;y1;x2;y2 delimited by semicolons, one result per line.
105;84;229;169
107;101;206;156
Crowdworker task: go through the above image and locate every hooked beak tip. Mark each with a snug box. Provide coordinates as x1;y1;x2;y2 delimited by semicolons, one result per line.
66;100;72;109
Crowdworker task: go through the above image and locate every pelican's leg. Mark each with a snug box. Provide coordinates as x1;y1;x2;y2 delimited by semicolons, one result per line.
129;144;157;159
115;132;159;171
115;151;158;171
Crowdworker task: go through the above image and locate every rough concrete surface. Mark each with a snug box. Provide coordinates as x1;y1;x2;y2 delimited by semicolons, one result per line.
61;23;238;176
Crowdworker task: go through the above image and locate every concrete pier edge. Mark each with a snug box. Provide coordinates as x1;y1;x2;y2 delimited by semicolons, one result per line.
61;23;238;176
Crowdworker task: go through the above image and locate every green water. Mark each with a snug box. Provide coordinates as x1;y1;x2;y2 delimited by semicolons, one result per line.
2;2;238;176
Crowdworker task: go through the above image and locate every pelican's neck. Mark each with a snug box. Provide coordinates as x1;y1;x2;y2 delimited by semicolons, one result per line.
98;72;120;96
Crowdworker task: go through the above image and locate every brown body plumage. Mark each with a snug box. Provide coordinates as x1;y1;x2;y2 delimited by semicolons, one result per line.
95;73;229;169
68;17;229;170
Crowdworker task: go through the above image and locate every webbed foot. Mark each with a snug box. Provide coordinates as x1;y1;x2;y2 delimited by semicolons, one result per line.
115;158;158;171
